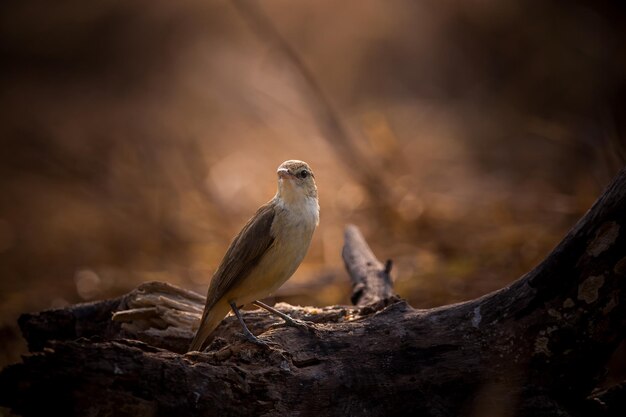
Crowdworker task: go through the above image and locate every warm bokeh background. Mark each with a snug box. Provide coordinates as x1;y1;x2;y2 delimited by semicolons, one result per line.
1;0;625;380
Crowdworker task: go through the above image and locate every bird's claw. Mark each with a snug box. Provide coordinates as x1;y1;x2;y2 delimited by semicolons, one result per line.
235;331;267;346
235;332;284;350
272;317;316;333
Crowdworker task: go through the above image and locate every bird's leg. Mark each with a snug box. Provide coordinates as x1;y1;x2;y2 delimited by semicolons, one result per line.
229;301;267;346
253;300;314;331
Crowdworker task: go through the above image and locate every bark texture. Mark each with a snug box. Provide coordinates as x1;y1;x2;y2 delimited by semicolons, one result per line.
1;169;626;417
342;224;395;306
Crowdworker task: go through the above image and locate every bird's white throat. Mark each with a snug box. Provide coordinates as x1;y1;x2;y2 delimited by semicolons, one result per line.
275;194;319;227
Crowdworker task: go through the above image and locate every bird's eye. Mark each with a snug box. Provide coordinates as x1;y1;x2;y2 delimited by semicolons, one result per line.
299;170;309;179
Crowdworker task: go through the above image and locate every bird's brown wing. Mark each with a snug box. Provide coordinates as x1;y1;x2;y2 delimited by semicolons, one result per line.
203;201;277;311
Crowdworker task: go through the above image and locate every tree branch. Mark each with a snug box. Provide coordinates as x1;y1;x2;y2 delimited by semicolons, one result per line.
342;224;395;306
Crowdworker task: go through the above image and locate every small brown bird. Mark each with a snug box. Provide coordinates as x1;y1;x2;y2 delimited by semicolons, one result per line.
188;160;319;351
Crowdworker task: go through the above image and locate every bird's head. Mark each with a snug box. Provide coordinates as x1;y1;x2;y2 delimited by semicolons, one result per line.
276;160;317;202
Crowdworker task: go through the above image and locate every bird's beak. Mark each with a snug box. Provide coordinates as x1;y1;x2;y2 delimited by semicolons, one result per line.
277;168;292;179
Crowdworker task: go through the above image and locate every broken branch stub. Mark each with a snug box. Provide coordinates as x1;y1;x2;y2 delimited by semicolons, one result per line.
342;224;395;306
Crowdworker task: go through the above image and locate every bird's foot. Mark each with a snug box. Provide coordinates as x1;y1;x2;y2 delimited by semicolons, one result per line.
235;330;283;349
237;330;268;346
234;332;290;359
272;316;317;333
251;301;317;334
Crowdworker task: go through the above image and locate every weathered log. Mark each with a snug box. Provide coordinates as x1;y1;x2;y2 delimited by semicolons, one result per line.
1;168;626;417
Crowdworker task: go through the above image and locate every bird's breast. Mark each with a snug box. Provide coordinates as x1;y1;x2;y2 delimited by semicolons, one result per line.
227;197;318;305
271;198;318;259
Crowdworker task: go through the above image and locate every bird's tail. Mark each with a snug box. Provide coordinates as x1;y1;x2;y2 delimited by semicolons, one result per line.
188;299;230;352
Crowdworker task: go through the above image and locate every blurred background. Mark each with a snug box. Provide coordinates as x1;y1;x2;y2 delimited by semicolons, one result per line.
1;0;625;382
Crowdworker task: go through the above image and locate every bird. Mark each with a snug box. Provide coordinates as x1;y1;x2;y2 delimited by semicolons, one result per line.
188;160;319;352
